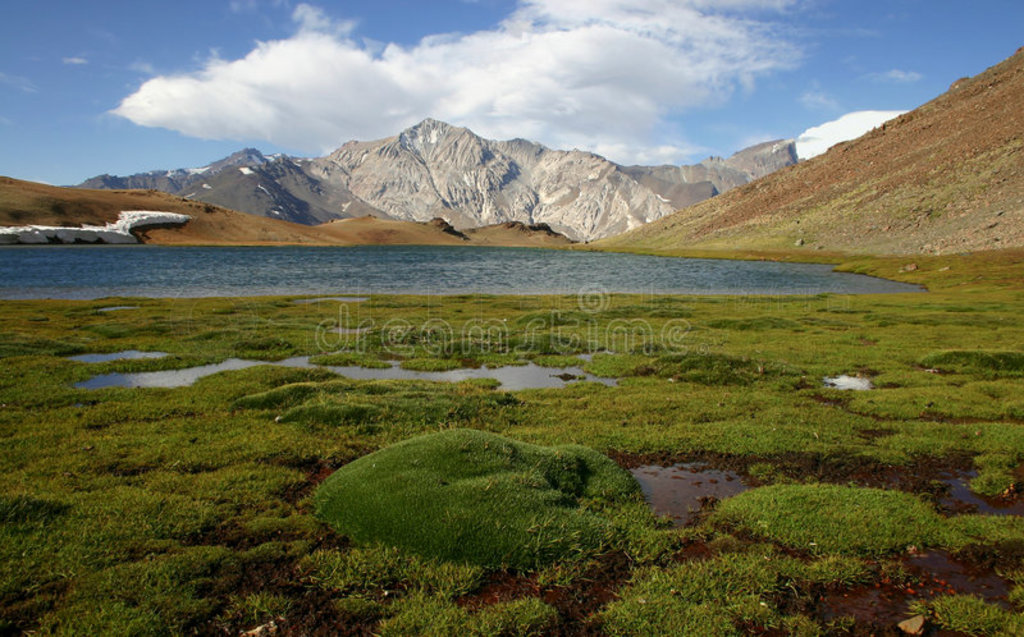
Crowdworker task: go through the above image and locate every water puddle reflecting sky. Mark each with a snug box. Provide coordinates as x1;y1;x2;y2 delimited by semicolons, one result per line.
75;357;613;391
823;375;874;390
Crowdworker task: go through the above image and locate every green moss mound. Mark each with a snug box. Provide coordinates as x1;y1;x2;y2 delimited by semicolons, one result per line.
712;484;946;556
313;429;639;568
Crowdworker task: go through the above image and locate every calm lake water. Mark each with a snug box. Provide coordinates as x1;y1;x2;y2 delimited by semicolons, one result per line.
0;245;922;299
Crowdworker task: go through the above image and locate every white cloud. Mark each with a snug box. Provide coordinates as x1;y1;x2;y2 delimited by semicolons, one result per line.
229;0;289;13
63;57;89;66
868;68;923;83
795;110;905;160
0;72;37;93
799;89;839;111
292;4;356;35
112;0;800;165
129;60;156;75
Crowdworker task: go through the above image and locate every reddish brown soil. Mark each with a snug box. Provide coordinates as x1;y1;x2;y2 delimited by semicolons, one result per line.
820;550;1012;635
456;551;633;635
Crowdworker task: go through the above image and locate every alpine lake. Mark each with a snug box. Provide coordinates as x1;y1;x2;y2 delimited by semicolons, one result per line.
2;244;1024;635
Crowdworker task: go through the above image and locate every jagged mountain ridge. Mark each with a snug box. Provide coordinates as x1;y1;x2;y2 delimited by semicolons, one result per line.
622;139;798;210
77;121;797;242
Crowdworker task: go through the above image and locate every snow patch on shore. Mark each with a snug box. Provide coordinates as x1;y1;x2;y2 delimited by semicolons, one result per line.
0;211;192;244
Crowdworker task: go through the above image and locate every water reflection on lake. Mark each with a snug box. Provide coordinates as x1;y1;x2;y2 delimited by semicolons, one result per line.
0;245;924;299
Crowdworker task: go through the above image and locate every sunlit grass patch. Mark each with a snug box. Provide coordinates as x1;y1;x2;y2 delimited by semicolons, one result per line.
711;484;946;556
308;352;392;367
302;544;484;599
235;379;523;438
0;334;85;358
705;316;803;331
400;358;465;371
530;354;586;368
843;380;1024;423
602;549;870;636
913;594;1024;635
583;351;799;385
971;453;1022;497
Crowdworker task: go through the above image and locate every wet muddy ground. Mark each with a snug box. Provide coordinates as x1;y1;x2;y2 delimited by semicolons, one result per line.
939;471;1024;516
629;462;748;526
610;451;1022;634
180;451;1023;636
132;452;1019;634
820;549;1013;631
456;552;631;635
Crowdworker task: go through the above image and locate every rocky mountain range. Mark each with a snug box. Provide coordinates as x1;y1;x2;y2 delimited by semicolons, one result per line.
0;176;576;248
78;120;796;242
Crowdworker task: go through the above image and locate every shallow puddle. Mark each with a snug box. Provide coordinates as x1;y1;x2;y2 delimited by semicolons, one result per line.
629;463;748;526
823;375;873;390
75;357;614;391
906;551;1011;604
69;350;169;364
940;471;1024;516
292;297;369;304
96;305;139;312
76;358;275;389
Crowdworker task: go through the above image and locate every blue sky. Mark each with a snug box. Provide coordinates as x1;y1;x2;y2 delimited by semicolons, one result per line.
1;0;1021;185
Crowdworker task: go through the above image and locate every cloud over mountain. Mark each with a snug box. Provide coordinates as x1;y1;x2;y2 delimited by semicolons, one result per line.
112;0;799;165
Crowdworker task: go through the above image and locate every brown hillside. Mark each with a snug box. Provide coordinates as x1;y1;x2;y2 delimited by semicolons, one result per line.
601;47;1024;255
313;216;469;245
0;177;574;248
465;222;574;247
0;177;327;245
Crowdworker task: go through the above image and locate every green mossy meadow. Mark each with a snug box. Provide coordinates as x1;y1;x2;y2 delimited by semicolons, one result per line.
313;429;639;568
711;484;948;556
2;250;1024;634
